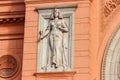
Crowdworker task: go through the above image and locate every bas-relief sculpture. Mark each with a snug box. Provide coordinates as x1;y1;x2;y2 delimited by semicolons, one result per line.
39;8;71;72
0;55;18;78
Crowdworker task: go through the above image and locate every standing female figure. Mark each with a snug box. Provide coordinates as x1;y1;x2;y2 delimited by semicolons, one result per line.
40;8;69;71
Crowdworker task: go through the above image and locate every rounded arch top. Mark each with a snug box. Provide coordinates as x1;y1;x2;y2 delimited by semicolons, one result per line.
102;25;120;80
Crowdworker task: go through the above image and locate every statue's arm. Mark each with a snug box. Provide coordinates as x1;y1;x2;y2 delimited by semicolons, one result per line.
39;26;50;40
59;21;69;32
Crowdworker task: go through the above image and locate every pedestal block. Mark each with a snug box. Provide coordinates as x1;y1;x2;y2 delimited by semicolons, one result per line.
34;71;76;80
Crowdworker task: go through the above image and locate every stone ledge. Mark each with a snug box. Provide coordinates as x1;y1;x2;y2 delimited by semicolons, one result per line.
0;33;24;40
36;4;77;10
34;71;76;77
25;0;90;5
0;1;24;5
0;17;25;23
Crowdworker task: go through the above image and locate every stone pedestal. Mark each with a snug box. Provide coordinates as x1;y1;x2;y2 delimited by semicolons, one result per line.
34;71;76;80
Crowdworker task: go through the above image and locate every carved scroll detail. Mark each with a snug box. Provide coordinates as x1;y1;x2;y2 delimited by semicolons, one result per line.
104;0;120;17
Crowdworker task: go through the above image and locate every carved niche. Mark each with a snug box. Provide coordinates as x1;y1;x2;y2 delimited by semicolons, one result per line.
0;55;18;78
37;6;76;72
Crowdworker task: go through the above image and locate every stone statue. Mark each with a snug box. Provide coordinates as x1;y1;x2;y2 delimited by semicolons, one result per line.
39;8;70;71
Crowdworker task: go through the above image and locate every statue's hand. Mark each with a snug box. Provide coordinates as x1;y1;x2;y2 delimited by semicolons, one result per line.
40;35;44;40
39;31;44;40
57;26;66;32
39;31;43;35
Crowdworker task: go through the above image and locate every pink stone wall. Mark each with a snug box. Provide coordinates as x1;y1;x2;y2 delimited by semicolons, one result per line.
90;0;120;80
2;0;120;80
0;22;24;80
0;1;24;80
22;0;90;80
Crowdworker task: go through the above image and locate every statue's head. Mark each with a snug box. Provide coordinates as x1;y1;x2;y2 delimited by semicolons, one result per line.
50;8;63;20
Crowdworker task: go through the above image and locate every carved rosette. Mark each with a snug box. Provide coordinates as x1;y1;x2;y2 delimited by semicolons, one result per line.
0;55;18;78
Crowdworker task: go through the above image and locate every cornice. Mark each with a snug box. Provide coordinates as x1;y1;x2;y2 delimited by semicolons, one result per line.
0;33;24;40
0;17;25;23
34;71;76;77
0;10;25;23
0;0;25;22
25;0;90;4
0;11;25;16
36;4;77;10
0;1;24;6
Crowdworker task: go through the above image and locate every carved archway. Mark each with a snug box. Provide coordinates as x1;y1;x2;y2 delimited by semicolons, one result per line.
102;26;120;80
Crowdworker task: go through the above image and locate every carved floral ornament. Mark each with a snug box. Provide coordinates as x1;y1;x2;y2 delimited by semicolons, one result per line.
104;0;120;17
0;55;18;78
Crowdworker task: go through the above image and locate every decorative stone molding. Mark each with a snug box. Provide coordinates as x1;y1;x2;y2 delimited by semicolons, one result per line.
25;0;90;4
0;53;22;80
101;0;120;31
0;17;24;23
36;4;77;10
0;55;19;78
34;71;76;77
0;33;24;40
0;1;24;5
104;0;120;17
0;11;25;17
34;71;76;80
102;25;120;80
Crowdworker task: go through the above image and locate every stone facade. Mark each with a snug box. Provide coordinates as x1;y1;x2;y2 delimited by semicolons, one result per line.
0;0;120;80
